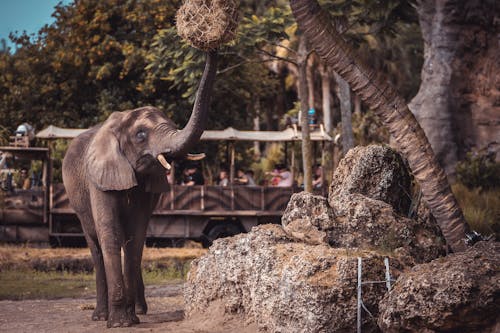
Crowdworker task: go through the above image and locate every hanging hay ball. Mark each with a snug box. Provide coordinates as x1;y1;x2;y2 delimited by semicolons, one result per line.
176;0;239;51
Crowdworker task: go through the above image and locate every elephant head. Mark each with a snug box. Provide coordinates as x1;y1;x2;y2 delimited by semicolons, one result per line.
85;51;218;192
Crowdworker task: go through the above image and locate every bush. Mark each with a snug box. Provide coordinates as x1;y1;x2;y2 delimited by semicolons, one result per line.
456;149;500;190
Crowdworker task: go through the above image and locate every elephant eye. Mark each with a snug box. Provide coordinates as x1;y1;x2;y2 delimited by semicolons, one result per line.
136;130;147;141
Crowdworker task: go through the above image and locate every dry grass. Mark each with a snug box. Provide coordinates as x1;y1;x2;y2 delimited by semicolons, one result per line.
452;183;500;239
176;0;239;50
0;244;206;271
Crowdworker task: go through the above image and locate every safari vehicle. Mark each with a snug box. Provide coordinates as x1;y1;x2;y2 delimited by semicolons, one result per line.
0;125;331;246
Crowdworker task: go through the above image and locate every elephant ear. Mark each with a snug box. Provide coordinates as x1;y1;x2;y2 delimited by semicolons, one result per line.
86;116;137;191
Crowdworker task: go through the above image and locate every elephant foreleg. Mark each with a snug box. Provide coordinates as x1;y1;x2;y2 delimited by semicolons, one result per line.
86;236;108;321
77;210;108;321
91;189;135;328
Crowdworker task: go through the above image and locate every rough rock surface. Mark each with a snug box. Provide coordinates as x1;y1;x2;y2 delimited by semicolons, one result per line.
281;192;335;245
186;224;406;333
184;145;486;333
282;146;445;263
329;145;412;215
378;241;500;333
327;193;445;264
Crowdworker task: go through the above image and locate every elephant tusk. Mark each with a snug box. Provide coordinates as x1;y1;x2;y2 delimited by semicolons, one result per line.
157;154;171;170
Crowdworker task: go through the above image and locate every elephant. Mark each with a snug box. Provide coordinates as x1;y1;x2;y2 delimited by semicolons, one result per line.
62;50;217;328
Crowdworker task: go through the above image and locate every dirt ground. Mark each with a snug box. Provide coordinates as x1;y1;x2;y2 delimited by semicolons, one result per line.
0;245;258;333
0;283;257;333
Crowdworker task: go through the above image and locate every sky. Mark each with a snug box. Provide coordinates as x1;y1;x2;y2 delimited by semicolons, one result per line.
0;0;70;50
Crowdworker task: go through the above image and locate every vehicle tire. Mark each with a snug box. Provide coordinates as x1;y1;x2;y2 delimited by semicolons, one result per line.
202;222;242;247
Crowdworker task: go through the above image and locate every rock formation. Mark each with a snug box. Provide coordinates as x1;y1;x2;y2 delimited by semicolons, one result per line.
184;145;496;332
186;224;409;332
378;241;500;333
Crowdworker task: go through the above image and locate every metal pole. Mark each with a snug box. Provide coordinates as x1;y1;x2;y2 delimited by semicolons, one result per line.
384;257;391;291
357;257;362;333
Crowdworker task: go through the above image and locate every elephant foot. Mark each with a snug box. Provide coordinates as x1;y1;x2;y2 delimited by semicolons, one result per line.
107;306;139;328
135;302;148;315
91;307;108;321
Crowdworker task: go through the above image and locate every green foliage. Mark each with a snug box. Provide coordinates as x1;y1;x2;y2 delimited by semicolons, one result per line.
452;183;500;239
321;0;422;100
456;150;500;190
251;143;285;184
351;110;389;146
0;0;422;185
0;0;181;131
50;139;71;183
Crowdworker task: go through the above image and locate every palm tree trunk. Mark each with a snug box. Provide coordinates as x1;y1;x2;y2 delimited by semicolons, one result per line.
290;0;469;252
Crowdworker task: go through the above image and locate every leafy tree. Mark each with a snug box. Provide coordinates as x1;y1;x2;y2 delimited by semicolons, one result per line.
0;0;181;132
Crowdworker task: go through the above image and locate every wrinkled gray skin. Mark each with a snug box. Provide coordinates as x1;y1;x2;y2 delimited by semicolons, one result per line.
62;51;217;328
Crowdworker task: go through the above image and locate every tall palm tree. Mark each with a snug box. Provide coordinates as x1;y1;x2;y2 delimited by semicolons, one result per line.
289;0;470;252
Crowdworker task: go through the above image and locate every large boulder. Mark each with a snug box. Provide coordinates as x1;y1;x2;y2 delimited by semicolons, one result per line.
186;224;406;333
282;191;445;264
329;145;412;215
378;241;500;333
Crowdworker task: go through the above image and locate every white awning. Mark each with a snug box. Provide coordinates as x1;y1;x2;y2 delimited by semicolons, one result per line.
36;125;332;142
36;125;88;139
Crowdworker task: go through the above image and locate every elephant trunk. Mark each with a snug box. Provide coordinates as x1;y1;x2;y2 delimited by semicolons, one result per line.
170;50;218;158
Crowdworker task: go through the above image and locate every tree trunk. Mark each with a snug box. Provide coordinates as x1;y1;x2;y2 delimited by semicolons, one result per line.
320;63;333;133
298;38;313;192
253;97;261;159
410;0;500;171
334;72;354;155
306;55;316;112
289;0;470;252
320;63;334;184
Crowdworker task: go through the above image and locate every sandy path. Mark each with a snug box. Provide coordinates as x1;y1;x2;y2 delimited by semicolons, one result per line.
0;283;256;333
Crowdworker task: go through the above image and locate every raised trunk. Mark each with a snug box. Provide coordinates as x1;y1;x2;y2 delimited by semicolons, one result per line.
290;0;470;252
171;51;218;157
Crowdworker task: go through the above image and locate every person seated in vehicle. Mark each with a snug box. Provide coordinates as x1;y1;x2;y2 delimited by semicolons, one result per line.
0;151;11;169
18;168;31;190
182;163;204;186
312;164;323;189
245;169;256;186
218;169;229;186
234;169;249;185
266;164;293;187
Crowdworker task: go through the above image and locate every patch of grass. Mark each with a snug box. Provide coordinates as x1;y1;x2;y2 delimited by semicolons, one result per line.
0;244;203;300
452;183;500;239
0;266;191;301
0;269;96;300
